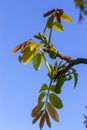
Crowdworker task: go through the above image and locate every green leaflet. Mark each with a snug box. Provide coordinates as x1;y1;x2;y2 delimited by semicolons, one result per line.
61;13;72;23
49;85;55;93
49;93;63;109
38;92;46;103
39;84;48;92
71;68;78;88
53;22;64;32
33;53;43;70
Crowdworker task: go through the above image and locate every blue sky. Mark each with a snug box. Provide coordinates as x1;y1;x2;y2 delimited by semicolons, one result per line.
0;0;87;130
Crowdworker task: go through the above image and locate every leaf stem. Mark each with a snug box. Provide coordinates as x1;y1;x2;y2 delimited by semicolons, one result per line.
48;28;53;43
44;79;53;112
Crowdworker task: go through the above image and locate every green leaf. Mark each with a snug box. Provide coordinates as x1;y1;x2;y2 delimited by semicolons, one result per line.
22;47;36;64
49;85;55;93
46;15;54;29
39;84;48;92
33;53;43;70
61;13;72;23
38;92;46;103
71;68;78;88
53;22;64;32
49;93;63;109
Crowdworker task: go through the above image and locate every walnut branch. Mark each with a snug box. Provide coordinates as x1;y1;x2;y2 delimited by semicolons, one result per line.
56;51;87;73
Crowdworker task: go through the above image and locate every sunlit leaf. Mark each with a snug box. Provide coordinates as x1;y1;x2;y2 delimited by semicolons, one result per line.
32;102;44;117
61;13;72;22
33;53;43;70
49;93;63;109
47;102;59;121
22;47;36;64
39;84;48;92
38;92;46;103
71;68;78;88
53;22;64;32
27;42;41;51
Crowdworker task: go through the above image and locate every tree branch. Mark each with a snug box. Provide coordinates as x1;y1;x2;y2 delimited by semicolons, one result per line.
56;51;87;73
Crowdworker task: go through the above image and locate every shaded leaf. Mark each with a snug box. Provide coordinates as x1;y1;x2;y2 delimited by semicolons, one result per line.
32;110;44;124
33;53;43;70
39;84;48;92
55;73;66;94
39;113;46;129
38;92;46;103
53;22;64;32
45;111;51;128
71;68;78;88
61;13;72;22
49;85;55;93
47;102;59;121
46;15;54;29
65;75;73;81
49;93;63;109
32;102;44;117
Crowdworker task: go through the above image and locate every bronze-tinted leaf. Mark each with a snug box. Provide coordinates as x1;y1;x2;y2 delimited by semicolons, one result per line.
46;15;54;29
32;102;44;117
39;113;46;129
45;111;51;128
47;102;59;121
32;110;44;124
12;39;32;54
12;43;23;54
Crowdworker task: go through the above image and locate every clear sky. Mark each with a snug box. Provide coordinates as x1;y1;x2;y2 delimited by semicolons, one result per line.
0;0;87;130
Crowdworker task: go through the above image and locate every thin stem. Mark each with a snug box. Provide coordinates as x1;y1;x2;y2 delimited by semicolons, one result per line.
44;79;53;112
43;24;47;33
48;27;53;43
